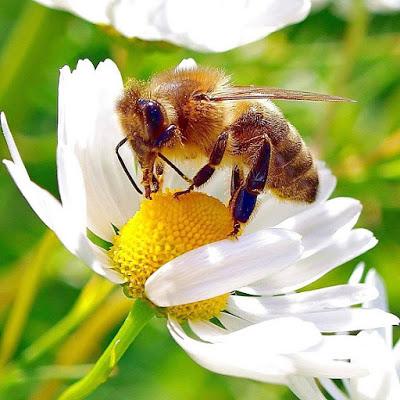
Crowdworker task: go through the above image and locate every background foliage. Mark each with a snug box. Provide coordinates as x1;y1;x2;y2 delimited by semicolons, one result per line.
0;1;399;399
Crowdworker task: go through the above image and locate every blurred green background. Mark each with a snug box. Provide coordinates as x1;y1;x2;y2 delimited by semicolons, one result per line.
0;1;399;399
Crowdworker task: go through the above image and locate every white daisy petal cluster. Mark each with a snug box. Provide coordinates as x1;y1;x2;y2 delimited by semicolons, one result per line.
290;264;400;400
311;0;400;14
33;0;311;52
2;59;398;385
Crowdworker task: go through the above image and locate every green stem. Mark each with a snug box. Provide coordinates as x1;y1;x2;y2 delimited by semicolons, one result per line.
57;300;155;400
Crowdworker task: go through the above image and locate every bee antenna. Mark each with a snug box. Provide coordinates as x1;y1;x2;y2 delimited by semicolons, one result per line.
115;138;143;195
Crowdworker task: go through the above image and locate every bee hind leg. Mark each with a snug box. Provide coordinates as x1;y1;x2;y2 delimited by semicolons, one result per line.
174;131;230;199
230;141;271;236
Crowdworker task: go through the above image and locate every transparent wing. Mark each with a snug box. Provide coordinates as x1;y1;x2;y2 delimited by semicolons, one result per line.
209;86;355;103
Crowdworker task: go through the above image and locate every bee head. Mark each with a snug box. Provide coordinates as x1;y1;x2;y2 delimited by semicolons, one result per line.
118;91;177;163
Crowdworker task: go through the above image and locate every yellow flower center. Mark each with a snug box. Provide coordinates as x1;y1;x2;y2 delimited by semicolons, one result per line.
109;191;234;321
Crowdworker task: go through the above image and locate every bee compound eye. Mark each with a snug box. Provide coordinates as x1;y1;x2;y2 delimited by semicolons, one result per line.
147;103;164;126
137;99;165;138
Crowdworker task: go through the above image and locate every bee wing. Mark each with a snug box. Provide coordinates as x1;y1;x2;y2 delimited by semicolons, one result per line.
209;86;355;103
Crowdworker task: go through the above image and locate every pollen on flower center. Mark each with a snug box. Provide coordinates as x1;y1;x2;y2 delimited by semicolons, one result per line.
109;191;234;321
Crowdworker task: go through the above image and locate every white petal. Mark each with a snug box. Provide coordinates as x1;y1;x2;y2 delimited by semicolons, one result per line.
246;160;336;234
348;331;400;400
291;334;370;379
170;318;368;382
218;312;252;332
227;284;378;320
319;379;349;400
348;262;365;284
193;317;322;353
315;160;337;202
89;246;124;283
277;197;362;256
36;0;311;52
111;0;311;52
364;269;388;312
58;59;140;240
365;0;400;13
162;159;197;190
3;159;72;247
110;0;168;42
244;228;377;295
1;113;122;283
309;335;365;360
167;318;294;384
363;268;393;348
2;160;118;283
394;339;400;376
287;375;327;400
291;353;366;379
163;160;230;203
3;162;122;283
201;168;231;202
175;58;197;71
56;145;87;231
188;320;228;342
291;308;399;333
229;307;398;333
145;229;302;306
1;112;26;171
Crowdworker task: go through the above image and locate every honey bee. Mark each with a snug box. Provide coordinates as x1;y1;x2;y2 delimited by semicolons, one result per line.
117;62;352;234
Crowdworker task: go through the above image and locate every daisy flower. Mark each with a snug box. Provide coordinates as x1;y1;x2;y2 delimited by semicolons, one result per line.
1;59;397;387
290;264;400;400
33;0;311;52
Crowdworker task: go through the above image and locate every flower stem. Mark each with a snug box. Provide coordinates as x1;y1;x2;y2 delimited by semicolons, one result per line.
57;299;155;400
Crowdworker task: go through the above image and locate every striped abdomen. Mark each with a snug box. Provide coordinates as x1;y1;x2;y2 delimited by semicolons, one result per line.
229;104;319;203
266;115;318;203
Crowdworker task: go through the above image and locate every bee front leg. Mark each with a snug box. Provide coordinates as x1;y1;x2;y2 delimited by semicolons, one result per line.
151;173;160;193
174;131;230;199
151;161;164;193
230;141;271;236
142;168;153;199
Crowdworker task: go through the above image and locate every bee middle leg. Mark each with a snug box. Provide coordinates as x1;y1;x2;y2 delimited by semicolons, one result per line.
230;141;271;236
230;165;244;204
174;131;229;198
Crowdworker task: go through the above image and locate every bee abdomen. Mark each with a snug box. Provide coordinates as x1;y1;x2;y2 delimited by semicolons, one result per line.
270;167;318;203
229;106;319;204
268;125;318;203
